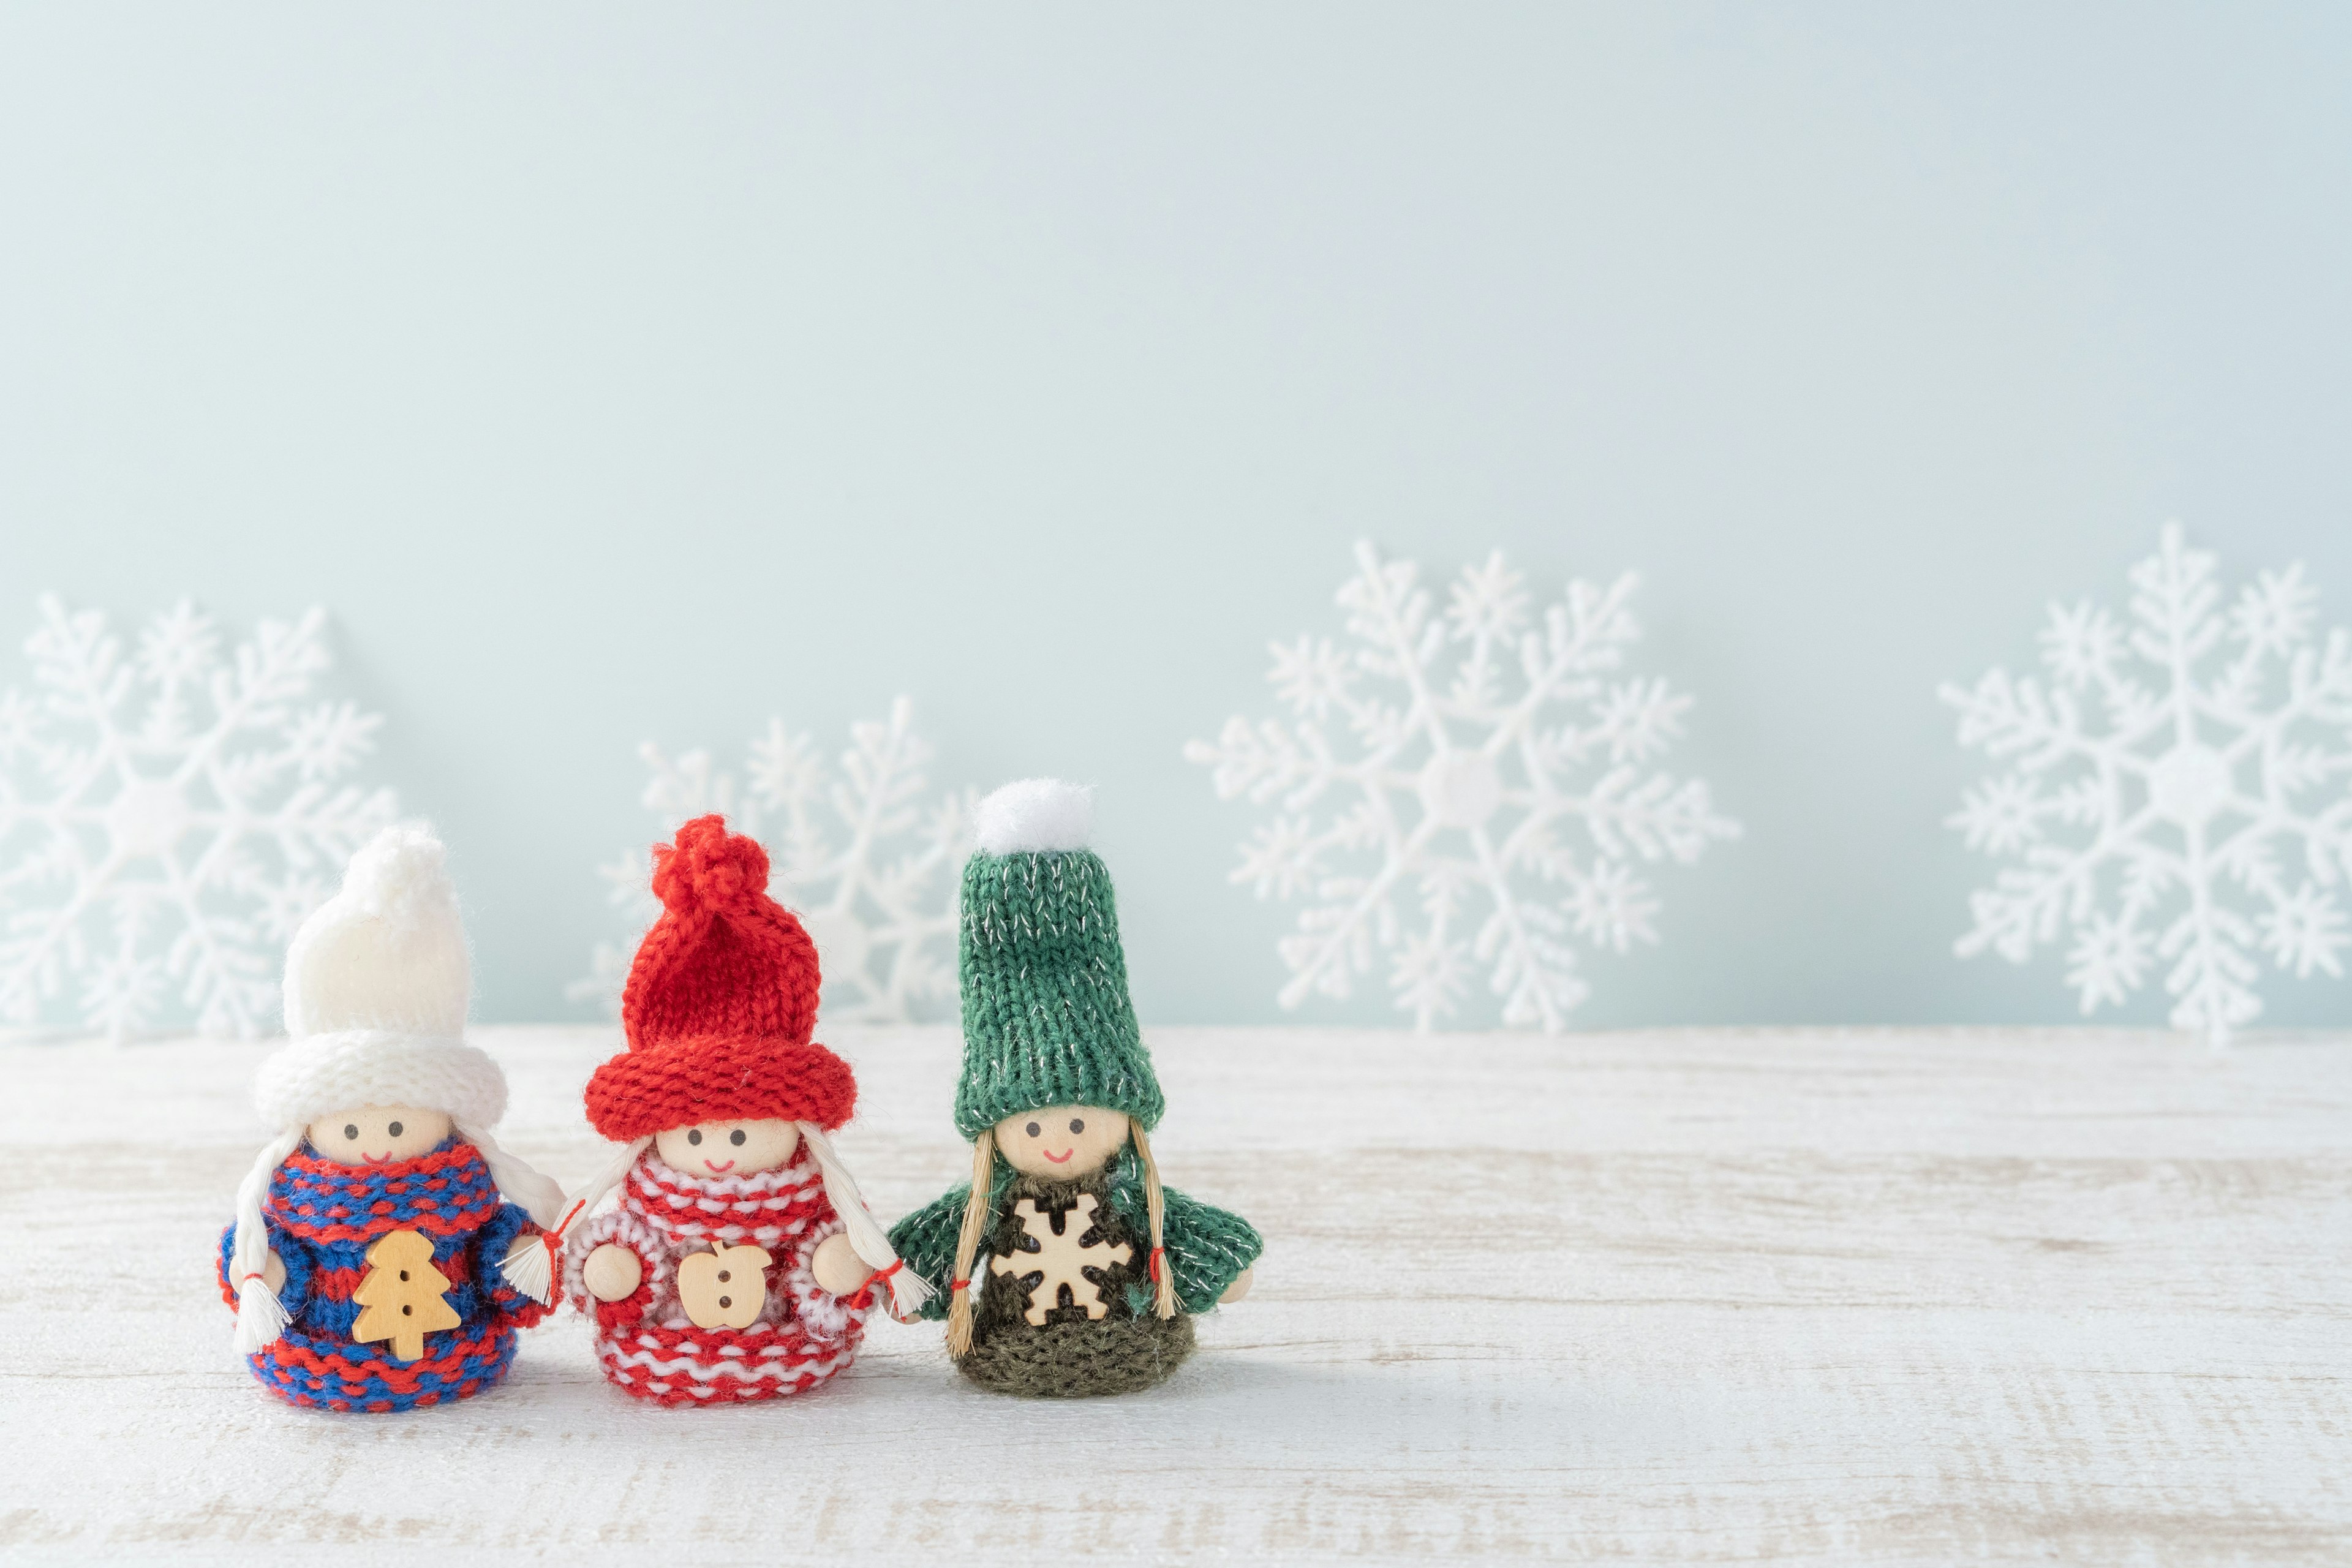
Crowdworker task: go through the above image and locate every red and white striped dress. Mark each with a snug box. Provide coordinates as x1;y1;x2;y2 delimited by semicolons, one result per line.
564;1148;873;1405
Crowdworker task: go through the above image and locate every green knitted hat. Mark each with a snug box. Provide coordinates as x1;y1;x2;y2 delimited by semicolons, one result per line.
953;779;1165;1139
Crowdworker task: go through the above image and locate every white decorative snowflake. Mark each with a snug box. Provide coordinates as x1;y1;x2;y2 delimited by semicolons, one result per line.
0;596;398;1041
571;696;976;1025
1942;523;2352;1043
1184;541;1740;1031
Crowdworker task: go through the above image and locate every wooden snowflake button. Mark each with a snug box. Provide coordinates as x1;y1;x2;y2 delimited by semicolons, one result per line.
991;1195;1132;1325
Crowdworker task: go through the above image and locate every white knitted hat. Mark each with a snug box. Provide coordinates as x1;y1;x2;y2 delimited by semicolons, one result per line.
255;821;502;1128
229;824;566;1352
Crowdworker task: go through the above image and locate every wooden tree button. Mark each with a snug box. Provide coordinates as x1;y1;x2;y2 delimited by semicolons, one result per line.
351;1229;462;1362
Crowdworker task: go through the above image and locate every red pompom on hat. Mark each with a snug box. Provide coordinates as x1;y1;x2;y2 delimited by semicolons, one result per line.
584;815;856;1140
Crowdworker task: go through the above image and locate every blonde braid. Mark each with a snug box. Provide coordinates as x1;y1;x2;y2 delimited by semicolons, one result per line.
1128;1120;1177;1320
944;1127;996;1358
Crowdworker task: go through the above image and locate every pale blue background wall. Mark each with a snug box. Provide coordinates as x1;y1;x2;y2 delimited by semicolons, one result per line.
2;6;2347;1029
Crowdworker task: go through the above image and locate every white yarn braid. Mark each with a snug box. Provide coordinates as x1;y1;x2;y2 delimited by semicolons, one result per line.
229;1129;305;1354
797;1121;931;1319
538;1136;655;1266
458;1121;567;1228
459;1120;571;1305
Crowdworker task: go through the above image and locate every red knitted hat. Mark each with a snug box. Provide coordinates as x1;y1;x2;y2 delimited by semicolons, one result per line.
584;815;856;1140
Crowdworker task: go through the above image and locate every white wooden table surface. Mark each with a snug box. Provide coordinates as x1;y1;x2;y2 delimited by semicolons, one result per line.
2;1025;2346;1566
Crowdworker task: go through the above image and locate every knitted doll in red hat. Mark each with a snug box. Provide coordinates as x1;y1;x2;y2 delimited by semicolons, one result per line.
552;815;927;1405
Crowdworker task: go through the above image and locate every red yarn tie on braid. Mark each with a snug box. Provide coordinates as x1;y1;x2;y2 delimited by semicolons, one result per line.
1148;1247;1166;1282
848;1258;902;1313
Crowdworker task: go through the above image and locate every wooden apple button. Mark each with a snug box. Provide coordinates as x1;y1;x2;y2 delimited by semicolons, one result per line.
676;1243;773;1330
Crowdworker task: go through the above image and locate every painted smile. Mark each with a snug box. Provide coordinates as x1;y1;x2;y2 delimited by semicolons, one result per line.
703;1158;736;1173
362;1152;391;1164
1042;1148;1073;1164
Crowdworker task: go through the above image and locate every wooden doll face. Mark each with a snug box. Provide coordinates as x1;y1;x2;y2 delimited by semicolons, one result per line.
654;1117;802;1178
995;1106;1130;1178
306;1106;451;1166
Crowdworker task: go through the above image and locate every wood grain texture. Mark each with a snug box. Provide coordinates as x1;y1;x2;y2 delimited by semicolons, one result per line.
0;1025;2345;1565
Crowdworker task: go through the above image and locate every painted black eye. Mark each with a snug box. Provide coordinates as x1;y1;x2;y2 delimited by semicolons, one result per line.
1025;1121;1041;1138
729;1129;746;1147
388;1121;404;1138
344;1125;359;1140
687;1129;703;1146
1069;1118;1085;1134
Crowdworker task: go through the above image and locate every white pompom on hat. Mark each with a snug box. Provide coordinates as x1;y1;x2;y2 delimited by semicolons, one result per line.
229;824;567;1354
973;777;1095;856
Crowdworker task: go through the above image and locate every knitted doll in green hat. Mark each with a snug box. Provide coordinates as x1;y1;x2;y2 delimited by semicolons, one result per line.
889;779;1261;1397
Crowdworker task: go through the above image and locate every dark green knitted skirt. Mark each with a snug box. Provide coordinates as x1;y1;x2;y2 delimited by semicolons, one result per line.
957;1311;1195;1398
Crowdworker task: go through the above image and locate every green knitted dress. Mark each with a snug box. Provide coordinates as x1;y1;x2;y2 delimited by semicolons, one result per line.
888;791;1262;1397
892;1147;1260;1396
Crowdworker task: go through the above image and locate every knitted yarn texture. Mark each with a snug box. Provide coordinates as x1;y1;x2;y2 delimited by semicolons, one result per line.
890;1145;1261;1396
258;822;504;1130
216;1141;555;1412
564;815;926;1327
253;1033;507;1133
587;815;854;1139
228;823;566;1357
564;1148;873;1405
961;1168;1193;1398
954;843;1164;1137
890;1156;1262;1397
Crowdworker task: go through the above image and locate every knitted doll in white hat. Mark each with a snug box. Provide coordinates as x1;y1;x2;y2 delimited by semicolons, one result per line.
216;824;568;1412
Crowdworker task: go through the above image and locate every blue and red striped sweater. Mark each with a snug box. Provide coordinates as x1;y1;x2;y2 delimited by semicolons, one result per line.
216;1140;555;1412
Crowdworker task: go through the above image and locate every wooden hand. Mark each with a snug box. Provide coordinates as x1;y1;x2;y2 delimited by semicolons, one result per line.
581;1242;643;1302
1219;1266;1253;1305
810;1232;874;1297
